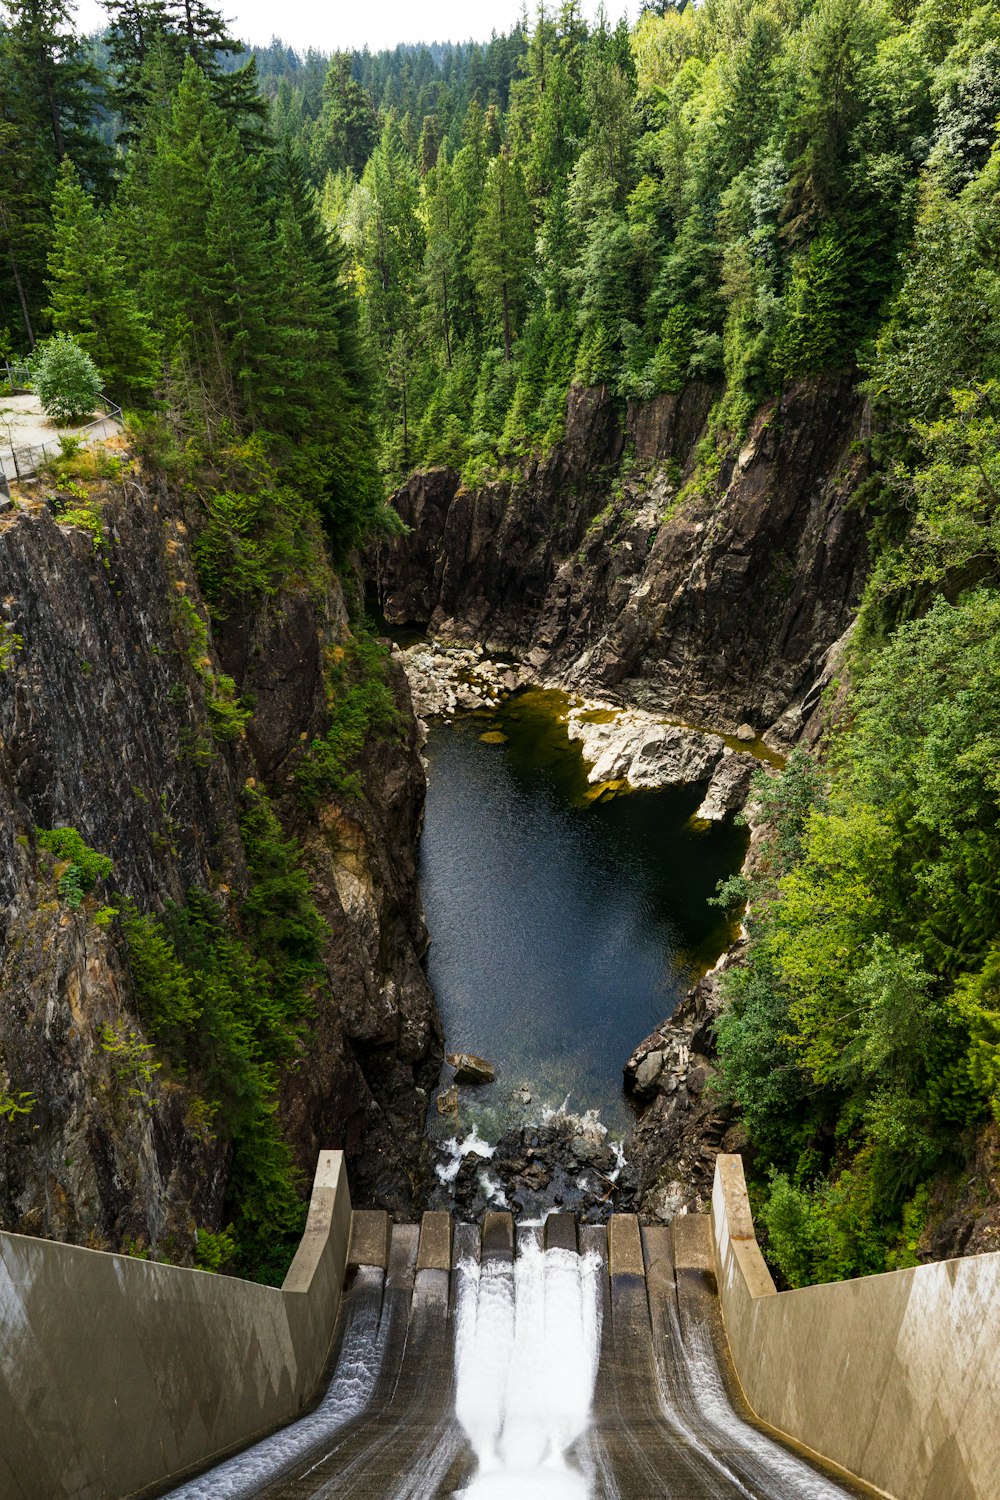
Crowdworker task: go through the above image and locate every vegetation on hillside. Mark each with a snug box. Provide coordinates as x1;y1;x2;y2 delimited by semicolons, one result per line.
4;0;1000;1284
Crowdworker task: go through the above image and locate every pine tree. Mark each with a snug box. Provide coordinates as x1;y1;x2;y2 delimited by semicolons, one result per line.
108;0;265;137
136;60;276;434
472;147;535;361
309;52;376;180
422;151;458;366
45;160;159;404
0;0;110;185
356;117;423;360
105;0;172;136
0;120;50;348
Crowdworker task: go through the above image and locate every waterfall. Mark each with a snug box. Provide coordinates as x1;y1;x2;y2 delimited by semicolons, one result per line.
453;1241;602;1499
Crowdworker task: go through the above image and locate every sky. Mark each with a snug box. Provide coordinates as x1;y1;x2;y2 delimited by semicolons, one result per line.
72;0;638;54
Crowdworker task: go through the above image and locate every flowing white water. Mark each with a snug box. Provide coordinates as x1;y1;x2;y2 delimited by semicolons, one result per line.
436;1126;496;1185
165;1266;385;1500
454;1243;602;1500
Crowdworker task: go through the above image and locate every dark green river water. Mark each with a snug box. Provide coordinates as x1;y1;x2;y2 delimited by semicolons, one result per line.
420;690;749;1137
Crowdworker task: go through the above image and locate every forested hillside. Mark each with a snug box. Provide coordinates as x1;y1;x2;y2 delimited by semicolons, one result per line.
3;0;1000;1287
0;0;430;1281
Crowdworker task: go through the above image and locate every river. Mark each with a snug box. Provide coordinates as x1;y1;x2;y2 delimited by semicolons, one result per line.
420;689;748;1140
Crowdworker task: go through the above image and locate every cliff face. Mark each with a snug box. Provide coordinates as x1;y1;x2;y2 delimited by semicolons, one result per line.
379;377;868;742
0;469;441;1259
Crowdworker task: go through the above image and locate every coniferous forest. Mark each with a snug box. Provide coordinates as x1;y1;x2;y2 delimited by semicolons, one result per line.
4;0;1000;1288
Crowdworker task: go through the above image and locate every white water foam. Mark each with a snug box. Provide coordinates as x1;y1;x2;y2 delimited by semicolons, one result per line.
538;1100;608;1141
453;1241;602;1500
436;1126;496;1185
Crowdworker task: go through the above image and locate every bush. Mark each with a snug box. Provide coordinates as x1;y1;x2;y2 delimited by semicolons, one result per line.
120;787;326;1282
296;629;400;806
37;827;113;908
31;334;102;424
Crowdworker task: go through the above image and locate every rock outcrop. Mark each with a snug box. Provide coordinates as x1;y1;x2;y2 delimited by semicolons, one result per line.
623;957;745;1221
565;706;724;790
0;467;442;1259
378;377;868;745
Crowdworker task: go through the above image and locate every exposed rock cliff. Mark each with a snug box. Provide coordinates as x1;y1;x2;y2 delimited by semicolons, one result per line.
0;466;441;1260
379;377;870;1220
379;377;868;743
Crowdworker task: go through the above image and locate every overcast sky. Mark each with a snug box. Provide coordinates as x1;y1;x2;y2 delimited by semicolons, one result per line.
72;0;638;53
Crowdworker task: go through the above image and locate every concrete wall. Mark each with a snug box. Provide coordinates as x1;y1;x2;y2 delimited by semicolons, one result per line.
0;1149;352;1500
711;1153;1000;1500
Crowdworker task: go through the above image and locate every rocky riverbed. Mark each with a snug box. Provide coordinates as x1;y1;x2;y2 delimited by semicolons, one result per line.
394;637;766;819
428;1108;639;1223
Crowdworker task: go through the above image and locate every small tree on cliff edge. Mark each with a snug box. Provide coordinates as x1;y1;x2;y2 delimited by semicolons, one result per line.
32;333;102;423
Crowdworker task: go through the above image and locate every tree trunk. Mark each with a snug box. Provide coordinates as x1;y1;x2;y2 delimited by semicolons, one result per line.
0;201;35;347
442;270;452;367
501;279;512;363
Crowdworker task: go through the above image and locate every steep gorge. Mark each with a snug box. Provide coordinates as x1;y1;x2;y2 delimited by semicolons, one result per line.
379;377;872;1218
0;465;441;1265
379;376;868;746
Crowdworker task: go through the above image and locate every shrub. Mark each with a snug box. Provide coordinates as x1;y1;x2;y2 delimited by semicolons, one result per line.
31;334;102;424
37;827;113;908
193;1224;237;1274
296;629;400;806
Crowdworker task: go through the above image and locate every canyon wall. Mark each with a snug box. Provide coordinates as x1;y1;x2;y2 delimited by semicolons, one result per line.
0;466;441;1261
379;377;869;743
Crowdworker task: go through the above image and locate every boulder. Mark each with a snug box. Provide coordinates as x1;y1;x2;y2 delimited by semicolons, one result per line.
694;749;758;821
635;1049;665;1093
447;1051;496;1085
567;707;724;791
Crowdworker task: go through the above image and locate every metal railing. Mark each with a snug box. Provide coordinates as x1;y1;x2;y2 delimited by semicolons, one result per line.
1;391;125;483
1;359;32;391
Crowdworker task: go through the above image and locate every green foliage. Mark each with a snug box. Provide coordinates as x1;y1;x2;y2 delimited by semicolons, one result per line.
719;593;1000;1282
0;1089;36;1124
37;827;113;908
99;1021;162;1105
30;333;102;424
122;785;325;1280
192;446;323;614
296;629;400;806
0;623;24;671
46;160;159;407
174;594;252;743
193;1223;237;1274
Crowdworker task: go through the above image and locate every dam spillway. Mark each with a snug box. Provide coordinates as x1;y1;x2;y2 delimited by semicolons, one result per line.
166;1210;859;1500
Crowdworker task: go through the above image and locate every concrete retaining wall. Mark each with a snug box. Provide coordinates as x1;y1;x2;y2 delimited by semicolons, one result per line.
0;1149;352;1500
711;1153;1000;1500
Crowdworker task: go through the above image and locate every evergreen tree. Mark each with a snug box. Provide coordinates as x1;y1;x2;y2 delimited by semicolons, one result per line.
422;150;458;366
472;147;534;361
107;0;265;136
0;0;110;184
309;52;376;181
135;60;277;433
0;120;50;347
45;159;159;404
105;0;172;135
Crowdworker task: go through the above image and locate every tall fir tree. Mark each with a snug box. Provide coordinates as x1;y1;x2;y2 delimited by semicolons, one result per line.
472;146;534;361
45;159;159;403
0;0;110;184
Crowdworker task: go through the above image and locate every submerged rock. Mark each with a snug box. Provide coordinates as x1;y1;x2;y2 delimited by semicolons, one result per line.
447;1052;496;1085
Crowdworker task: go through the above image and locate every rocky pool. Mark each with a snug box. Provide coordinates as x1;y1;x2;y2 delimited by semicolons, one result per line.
419;689;749;1158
